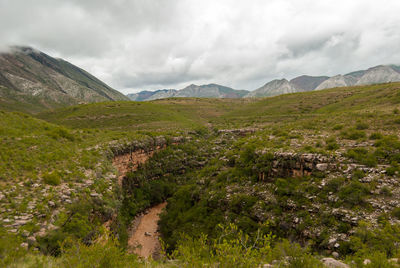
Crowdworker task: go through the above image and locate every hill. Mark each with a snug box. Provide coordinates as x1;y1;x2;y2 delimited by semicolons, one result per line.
0;46;128;113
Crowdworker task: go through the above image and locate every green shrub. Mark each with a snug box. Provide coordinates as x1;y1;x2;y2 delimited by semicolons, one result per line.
353;169;365;180
356;122;369;130
380;186;392;197
171;223;274;267
42;172;61;186
370;132;383;140
338;180;370;207
325;137;339;150
341;129;366;140
346;148;377;167
348;222;400;258
332;124;344;130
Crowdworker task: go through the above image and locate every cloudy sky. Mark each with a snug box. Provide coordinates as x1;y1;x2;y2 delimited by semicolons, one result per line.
1;0;400;94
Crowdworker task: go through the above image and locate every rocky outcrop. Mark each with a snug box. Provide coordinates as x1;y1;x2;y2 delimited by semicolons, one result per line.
258;152;337;180
110;136;185;186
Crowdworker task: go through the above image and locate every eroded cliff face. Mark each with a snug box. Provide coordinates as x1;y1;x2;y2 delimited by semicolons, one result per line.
110;136;185;186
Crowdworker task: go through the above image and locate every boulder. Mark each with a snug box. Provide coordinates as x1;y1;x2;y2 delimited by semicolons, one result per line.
321;257;349;268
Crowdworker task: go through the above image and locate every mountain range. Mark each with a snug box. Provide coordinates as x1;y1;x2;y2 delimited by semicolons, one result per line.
130;64;400;100
1;46;400;109
246;65;400;97
127;84;248;101
0;46;128;112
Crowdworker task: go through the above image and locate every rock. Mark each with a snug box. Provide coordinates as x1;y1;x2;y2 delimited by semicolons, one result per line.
263;264;274;268
389;258;399;264
35;228;47;238
27;236;36;245
328;238;337;244
144;232;152;237
363;259;371;265
20;242;28;249
316;163;329;171
12;219;30;226
321;257;349;268
332;252;339;259
90;192;99;198
48;201;56;207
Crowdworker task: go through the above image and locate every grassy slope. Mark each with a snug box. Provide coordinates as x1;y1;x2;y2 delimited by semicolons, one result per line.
38;82;400;131
2;82;400;267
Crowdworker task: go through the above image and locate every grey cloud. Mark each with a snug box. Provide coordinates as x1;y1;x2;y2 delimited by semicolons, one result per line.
1;0;400;93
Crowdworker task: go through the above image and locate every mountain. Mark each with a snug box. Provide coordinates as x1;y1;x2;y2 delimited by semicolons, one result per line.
249;64;400;97
355;65;400;85
0;46;128;113
175;84;248;98
314;74;358;90
245;79;298;97
146;89;177;100
127;89;177;101
127;84;248;101
289;75;329;91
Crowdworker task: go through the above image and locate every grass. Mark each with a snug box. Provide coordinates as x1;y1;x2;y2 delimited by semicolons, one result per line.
2;82;400;267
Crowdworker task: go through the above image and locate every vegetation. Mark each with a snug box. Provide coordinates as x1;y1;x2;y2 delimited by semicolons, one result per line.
2;82;400;266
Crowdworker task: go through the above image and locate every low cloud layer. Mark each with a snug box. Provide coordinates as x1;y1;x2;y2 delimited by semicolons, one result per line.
1;0;400;93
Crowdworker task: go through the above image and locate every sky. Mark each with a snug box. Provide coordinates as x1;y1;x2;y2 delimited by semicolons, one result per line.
1;0;400;94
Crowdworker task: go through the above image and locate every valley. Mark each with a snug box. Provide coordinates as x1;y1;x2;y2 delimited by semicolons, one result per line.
1;82;400;267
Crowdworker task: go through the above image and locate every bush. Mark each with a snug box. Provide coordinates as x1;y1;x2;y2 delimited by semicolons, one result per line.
338;180;370;207
325;137;339;150
356;122;369;130
341;129;366;140
332;124;344;130
392;208;400;220
353;169;365;180
170;223;274;267
346;148;377;167
369;132;383;140
42;171;61;186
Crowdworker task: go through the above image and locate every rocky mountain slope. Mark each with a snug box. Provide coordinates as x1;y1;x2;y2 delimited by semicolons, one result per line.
127;84;248;101
245;79;298;97
0;46;128;112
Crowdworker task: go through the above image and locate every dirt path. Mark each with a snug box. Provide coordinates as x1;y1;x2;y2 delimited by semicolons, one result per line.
128;202;167;259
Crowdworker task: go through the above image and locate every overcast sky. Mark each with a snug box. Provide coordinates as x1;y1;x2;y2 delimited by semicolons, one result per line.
1;0;400;94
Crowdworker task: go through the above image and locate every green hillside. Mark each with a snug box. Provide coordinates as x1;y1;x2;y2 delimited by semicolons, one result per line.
2;82;400;267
